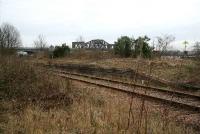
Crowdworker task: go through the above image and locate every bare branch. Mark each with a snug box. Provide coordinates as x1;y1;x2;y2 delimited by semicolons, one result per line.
155;34;175;57
34;34;47;50
0;23;22;49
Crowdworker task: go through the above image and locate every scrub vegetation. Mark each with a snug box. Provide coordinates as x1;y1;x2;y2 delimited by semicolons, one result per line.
0;55;199;133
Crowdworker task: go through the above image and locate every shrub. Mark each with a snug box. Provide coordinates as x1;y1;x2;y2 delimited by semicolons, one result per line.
53;43;70;58
134;36;153;58
0;56;61;100
114;36;132;57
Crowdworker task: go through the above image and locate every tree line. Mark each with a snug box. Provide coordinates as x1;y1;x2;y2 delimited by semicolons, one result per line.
0;23;200;58
114;35;176;58
114;36;152;58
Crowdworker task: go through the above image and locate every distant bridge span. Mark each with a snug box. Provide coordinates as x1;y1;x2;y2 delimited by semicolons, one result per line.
16;47;40;54
72;39;114;50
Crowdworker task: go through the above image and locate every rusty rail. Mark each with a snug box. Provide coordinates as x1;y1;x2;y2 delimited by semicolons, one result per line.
53;70;200;112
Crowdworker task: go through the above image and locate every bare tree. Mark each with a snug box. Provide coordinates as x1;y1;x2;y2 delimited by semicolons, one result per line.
0;23;22;49
34;34;47;50
155;34;175;58
193;41;200;57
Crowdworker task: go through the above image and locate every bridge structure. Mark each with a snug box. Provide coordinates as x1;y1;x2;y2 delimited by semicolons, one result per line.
72;39;114;50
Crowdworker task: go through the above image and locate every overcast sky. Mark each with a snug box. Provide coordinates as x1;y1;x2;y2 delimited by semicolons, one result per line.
0;0;200;50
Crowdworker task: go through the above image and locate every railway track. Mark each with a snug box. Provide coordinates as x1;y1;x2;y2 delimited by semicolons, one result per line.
44;63;200;90
52;69;200;112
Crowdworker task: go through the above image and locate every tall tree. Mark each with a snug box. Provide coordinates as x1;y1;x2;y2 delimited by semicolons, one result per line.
155;35;175;58
114;36;132;57
193;41;200;57
134;36;152;58
0;23;22;49
34;34;47;50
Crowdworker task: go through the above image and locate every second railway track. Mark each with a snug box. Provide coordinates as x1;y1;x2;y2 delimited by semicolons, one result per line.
52;69;200;112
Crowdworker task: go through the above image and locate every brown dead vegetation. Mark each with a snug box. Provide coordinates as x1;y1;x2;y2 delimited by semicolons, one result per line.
0;56;73;112
1;52;199;133
36;52;200;86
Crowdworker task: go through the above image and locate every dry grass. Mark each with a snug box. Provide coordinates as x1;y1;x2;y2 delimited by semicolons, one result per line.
0;55;198;133
32;50;199;83
0;56;72;133
0;56;61;100
31;50;116;65
1;80;197;134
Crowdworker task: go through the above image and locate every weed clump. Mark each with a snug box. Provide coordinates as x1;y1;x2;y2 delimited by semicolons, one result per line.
0;56;72;109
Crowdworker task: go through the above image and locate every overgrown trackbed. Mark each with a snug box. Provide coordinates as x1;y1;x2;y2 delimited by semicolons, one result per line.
52;69;200;112
45;63;200;90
